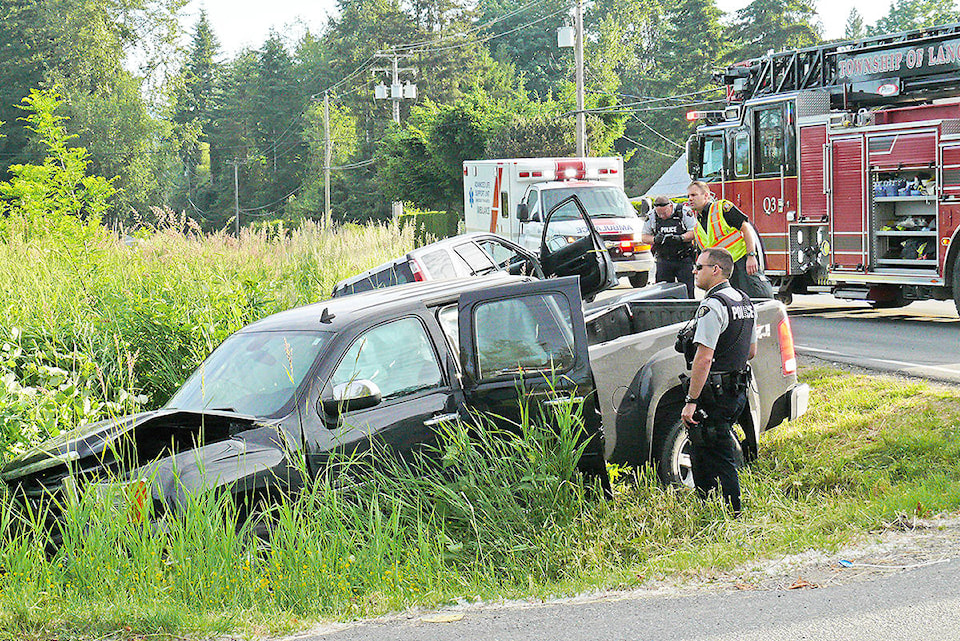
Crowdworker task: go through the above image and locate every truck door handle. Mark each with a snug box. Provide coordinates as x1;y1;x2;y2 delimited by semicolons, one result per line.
424;412;460;426
543;396;585;406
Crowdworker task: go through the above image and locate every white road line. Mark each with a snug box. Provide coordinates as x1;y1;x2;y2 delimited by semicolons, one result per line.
797;346;960;375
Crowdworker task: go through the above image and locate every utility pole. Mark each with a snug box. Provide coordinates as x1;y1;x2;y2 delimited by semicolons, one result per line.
373;50;418;219
233;160;240;236
324;91;332;229
575;0;586;157
373;51;417;125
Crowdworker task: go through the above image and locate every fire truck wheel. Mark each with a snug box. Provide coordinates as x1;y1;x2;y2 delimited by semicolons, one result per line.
628;273;648;288
775;291;793;306
953;264;960;316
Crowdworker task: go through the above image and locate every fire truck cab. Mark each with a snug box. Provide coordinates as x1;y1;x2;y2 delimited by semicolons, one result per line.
687;23;960;314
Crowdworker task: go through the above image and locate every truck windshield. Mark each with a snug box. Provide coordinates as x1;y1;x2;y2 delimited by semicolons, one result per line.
167;330;332;418
541;186;636;220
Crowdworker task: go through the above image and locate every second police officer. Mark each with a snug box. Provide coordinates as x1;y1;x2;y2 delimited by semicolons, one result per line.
676;247;757;515
641;196;697;297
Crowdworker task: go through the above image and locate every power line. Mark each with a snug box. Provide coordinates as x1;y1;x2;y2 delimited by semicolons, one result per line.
620;135;678;160
633;116;685;150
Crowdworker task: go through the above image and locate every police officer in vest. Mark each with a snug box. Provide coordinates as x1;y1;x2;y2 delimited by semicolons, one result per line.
686;180;773;299
678;247;757;514
641;196;696;297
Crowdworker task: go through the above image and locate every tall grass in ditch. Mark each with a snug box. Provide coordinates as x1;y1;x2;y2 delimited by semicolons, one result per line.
0;221;413;458
0;403;603;638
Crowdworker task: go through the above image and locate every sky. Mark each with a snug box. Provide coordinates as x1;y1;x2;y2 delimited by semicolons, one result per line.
184;0;895;57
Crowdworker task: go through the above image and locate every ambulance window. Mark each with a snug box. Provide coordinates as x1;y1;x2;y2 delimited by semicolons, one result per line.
734;131;750;178
702;136;724;180
501;191;509;218
527;188;541;221
755;105;785;176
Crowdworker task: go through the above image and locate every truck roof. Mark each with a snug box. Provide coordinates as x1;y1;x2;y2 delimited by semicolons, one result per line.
241;272;531;334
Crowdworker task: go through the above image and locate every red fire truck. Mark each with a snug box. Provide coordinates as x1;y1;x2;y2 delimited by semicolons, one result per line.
685;23;960;312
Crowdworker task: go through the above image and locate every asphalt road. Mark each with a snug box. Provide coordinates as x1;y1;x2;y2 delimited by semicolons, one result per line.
787;295;960;384
293;556;960;641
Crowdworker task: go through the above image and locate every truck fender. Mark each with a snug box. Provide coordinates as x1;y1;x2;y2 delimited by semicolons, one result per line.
606;347;688;467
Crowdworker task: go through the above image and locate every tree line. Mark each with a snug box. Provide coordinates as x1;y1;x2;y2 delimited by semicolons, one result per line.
0;0;957;231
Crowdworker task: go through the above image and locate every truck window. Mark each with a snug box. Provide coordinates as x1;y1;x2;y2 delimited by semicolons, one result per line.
702;136;724;180
437;305;459;365
755;104;785;176
472;294;575;379
526;188;541;221
476;239;540;277
331;317;443;400
734;130;750;178
541;186;636;220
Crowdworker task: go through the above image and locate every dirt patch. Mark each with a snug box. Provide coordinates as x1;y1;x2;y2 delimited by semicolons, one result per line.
661;511;960;594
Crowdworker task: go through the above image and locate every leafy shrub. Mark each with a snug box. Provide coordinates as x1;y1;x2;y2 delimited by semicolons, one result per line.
397;205;460;246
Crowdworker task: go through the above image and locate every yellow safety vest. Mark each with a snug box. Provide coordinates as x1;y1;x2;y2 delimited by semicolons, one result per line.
694;200;747;261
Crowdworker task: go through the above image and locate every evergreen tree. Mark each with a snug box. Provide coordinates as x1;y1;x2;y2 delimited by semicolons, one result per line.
868;0;960;35
728;0;822;61
172;11;220;213
844;8;865;40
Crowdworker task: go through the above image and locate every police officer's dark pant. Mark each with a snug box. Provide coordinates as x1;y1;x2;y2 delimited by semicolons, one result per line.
730;256;774;299
690;391;746;513
656;257;695;297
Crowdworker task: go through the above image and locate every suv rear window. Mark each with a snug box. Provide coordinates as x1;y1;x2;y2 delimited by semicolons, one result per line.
454;242;496;274
339;261;415;296
420;249;458;279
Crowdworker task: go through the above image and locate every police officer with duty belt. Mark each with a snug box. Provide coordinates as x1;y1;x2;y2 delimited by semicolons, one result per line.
676;247;757;514
641;196;696;297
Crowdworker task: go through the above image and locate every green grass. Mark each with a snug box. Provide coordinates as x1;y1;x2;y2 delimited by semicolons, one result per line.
1;367;959;640
0;220;414;457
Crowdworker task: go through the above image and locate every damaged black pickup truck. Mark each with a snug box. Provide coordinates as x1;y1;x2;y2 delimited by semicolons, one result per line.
1;197;808;532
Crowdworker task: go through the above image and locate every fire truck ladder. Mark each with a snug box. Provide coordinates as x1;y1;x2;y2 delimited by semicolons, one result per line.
716;22;960;105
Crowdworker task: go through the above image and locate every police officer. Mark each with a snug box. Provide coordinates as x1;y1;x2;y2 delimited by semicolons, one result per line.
641;196;696;297
686;181;773;299
679;247;757;514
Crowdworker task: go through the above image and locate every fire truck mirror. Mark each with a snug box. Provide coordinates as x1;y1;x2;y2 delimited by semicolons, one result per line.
686;135;702;178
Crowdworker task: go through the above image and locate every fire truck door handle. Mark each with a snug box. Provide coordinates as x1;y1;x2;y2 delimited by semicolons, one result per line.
822;144;831;194
780;165;785;211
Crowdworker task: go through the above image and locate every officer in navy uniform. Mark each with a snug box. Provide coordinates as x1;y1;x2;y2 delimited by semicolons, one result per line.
641;196;697;297
678;247;757;514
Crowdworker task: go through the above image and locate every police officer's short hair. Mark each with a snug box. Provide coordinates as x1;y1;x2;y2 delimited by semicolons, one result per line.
688;180;711;195
702;247;734;277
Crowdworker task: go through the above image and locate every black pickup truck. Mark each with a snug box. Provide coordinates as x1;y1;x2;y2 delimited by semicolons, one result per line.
1;198;807;523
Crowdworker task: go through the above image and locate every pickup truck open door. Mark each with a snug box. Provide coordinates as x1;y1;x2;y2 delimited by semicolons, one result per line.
456;275;608;486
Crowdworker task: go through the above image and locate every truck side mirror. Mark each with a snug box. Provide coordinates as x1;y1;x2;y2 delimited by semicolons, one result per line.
686;135;702;179
320;379;382;416
516;202;529;222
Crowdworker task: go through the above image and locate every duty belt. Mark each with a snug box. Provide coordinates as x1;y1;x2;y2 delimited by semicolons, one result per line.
707;370;750;389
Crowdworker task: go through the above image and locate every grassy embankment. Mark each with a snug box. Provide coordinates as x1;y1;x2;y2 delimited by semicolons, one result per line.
0;226;959;640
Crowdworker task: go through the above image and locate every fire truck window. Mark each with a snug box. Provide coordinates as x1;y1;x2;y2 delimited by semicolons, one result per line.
734;131;750;178
702;136;724;179
755;106;785;176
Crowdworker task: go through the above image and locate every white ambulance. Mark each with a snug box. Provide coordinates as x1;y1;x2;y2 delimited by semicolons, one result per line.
463;157;654;287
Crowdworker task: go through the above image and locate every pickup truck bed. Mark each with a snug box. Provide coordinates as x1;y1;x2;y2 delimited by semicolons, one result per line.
583;297;808;483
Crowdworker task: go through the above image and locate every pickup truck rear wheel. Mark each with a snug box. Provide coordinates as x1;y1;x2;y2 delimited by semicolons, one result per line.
655;420;695;488
655;419;745;488
628;273;649;288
